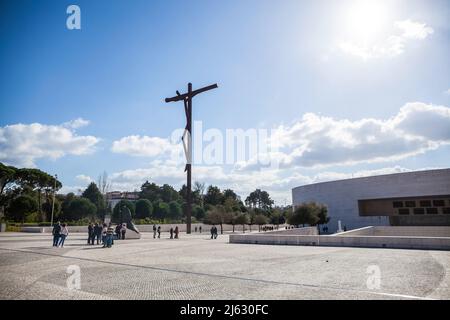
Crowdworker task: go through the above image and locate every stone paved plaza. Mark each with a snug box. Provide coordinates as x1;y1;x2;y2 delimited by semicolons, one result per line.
0;231;449;300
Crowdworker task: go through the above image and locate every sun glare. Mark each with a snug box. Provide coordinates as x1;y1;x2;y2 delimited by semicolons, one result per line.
344;0;389;40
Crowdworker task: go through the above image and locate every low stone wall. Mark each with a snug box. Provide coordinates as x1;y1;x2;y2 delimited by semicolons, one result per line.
229;228;450;250
335;226;450;238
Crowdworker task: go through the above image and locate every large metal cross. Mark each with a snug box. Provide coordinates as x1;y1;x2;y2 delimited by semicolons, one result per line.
165;82;218;234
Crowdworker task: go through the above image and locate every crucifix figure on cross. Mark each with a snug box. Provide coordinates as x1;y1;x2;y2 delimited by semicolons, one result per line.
165;82;218;234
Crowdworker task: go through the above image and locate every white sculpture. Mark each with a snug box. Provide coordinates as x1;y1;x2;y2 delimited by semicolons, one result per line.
337;220;344;233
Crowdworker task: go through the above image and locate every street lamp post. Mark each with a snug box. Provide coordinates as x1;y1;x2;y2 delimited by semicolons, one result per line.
165;83;218;234
51;174;57;227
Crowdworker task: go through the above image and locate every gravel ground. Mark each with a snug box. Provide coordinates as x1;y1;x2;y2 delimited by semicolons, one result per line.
0;232;448;300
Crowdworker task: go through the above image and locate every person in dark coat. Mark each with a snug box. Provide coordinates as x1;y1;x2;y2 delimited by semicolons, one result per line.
52;221;61;247
153;224;157;239
169;227;174;239
210;225;215;239
157;226;161;238
115;224;121;240
199;226;202;233
88;223;94;245
94;223;102;244
174;226;179;239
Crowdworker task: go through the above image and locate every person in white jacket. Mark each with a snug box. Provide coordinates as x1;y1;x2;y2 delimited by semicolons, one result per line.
58;223;69;247
120;223;127;240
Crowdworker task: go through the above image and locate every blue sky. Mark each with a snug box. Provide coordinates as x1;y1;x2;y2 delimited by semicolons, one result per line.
1;0;449;203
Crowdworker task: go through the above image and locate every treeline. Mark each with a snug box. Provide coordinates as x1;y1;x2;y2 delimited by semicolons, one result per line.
1;162;329;230
0;163;61;222
112;181;290;230
0;163;290;226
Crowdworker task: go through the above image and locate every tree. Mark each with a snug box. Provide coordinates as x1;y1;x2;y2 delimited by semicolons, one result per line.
316;204;330;234
204;209;222;230
7;195;38;222
254;214;268;232
287;203;320;227
204;205;230;234
65;198;97;221
179;184;202;206
193;181;205;207
248;210;256;232
204;186;224;206
112;200;135;222
193;205;205;221
160;184;180;203
61;193;76;217
15;168;61;221
42;198;61;220
97;171;111;195
223;189;238;202
234;213;249;233
245;189;274;211
269;208;283;227
135;199;153;219
140;181;161;202
228;212;238;232
82;182;105;216
168;201;182;221
97;171;111;216
0;163;17;196
153;201;169;221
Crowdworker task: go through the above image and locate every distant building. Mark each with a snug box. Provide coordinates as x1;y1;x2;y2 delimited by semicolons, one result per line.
292;169;450;233
106;191;139;210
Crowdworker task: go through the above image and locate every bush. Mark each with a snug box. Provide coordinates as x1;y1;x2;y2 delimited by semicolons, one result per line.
193;205;206;221
168;201;182;220
153;201;169;220
287;202;325;227
6;225;21;232
64;198;97;221
24;212;40;223
7;195;38;222
133;218;162;225
135;199;153;219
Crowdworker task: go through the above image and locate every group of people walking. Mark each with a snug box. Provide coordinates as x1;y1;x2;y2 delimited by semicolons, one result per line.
152;224;161;238
169;226;179;239
194;226;202;233
210;225;218;239
52;221;69;247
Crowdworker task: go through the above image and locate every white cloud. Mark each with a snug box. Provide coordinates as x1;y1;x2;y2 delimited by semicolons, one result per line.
237;102;450;170
106;102;450;204
394;19;434;40
111;135;181;158
63;118;90;129
340;19;433;60
108;155;443;204
0;121;99;167
75;174;93;184
444;89;450;95
58;185;83;195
